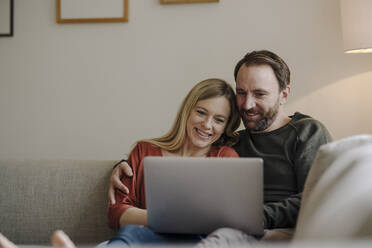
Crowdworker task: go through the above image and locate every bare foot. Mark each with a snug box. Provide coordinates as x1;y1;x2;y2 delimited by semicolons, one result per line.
51;230;76;248
0;233;17;248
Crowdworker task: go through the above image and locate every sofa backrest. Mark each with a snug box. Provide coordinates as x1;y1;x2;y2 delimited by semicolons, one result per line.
294;135;372;241
0;159;116;245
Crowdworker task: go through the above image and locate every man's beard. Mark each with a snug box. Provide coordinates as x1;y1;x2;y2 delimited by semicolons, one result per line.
241;99;280;132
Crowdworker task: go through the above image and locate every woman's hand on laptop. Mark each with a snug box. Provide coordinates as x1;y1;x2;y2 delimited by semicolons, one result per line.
109;161;133;205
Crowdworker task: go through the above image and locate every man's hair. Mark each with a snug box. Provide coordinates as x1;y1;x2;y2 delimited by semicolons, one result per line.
234;50;290;91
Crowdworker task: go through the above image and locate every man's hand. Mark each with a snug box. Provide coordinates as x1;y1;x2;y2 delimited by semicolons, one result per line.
109;161;133;205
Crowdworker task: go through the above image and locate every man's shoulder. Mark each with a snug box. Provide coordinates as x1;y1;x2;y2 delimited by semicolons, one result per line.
234;112;332;143
289;112;332;141
290;112;326;128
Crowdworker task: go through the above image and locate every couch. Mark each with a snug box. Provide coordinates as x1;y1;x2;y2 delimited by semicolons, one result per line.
293;134;372;241
1;135;372;247
0;160;116;245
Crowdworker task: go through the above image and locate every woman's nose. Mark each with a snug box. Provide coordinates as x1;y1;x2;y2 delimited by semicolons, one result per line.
202;117;213;129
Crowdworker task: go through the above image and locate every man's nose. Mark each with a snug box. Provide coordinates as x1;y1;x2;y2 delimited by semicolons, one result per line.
243;96;256;110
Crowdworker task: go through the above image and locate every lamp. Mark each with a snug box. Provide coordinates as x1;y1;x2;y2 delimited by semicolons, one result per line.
340;0;372;53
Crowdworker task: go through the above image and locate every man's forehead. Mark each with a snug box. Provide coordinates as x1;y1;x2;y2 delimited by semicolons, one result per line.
235;78;276;91
235;64;280;91
235;84;271;93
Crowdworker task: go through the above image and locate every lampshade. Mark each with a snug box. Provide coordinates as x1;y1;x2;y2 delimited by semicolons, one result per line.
340;0;372;53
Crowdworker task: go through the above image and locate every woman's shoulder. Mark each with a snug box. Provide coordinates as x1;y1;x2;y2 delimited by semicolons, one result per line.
136;141;154;148
132;141;162;156
209;145;239;157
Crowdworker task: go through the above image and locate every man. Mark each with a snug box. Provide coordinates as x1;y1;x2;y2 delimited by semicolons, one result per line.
109;50;332;243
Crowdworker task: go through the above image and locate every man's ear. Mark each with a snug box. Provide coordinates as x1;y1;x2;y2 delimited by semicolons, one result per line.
280;85;291;105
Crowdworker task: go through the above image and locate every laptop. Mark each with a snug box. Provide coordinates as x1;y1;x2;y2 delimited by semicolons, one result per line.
143;156;263;235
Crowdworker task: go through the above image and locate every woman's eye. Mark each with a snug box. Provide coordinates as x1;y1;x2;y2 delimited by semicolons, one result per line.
197;110;205;115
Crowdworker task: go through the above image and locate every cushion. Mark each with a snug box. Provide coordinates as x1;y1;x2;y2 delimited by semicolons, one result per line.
0;160;116;245
294;135;372;241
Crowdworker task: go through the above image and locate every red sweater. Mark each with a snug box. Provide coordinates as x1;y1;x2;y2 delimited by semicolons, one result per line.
107;141;239;229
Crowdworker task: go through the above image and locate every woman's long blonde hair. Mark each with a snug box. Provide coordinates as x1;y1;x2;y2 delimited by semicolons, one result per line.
138;78;241;152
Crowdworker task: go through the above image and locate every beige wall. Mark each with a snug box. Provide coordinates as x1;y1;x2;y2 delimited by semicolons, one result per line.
0;0;372;159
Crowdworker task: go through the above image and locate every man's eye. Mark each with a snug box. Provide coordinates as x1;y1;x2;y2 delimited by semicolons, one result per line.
237;91;246;96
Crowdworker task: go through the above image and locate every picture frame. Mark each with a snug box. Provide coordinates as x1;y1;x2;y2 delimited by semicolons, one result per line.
160;0;219;4
0;0;14;37
56;0;129;24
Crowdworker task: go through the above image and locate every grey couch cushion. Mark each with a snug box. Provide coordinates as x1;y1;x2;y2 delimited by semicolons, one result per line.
0;160;116;245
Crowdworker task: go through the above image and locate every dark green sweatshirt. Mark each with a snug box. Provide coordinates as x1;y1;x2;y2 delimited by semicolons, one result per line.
233;112;332;229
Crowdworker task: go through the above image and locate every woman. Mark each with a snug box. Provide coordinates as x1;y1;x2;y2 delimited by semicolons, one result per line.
107;78;241;246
